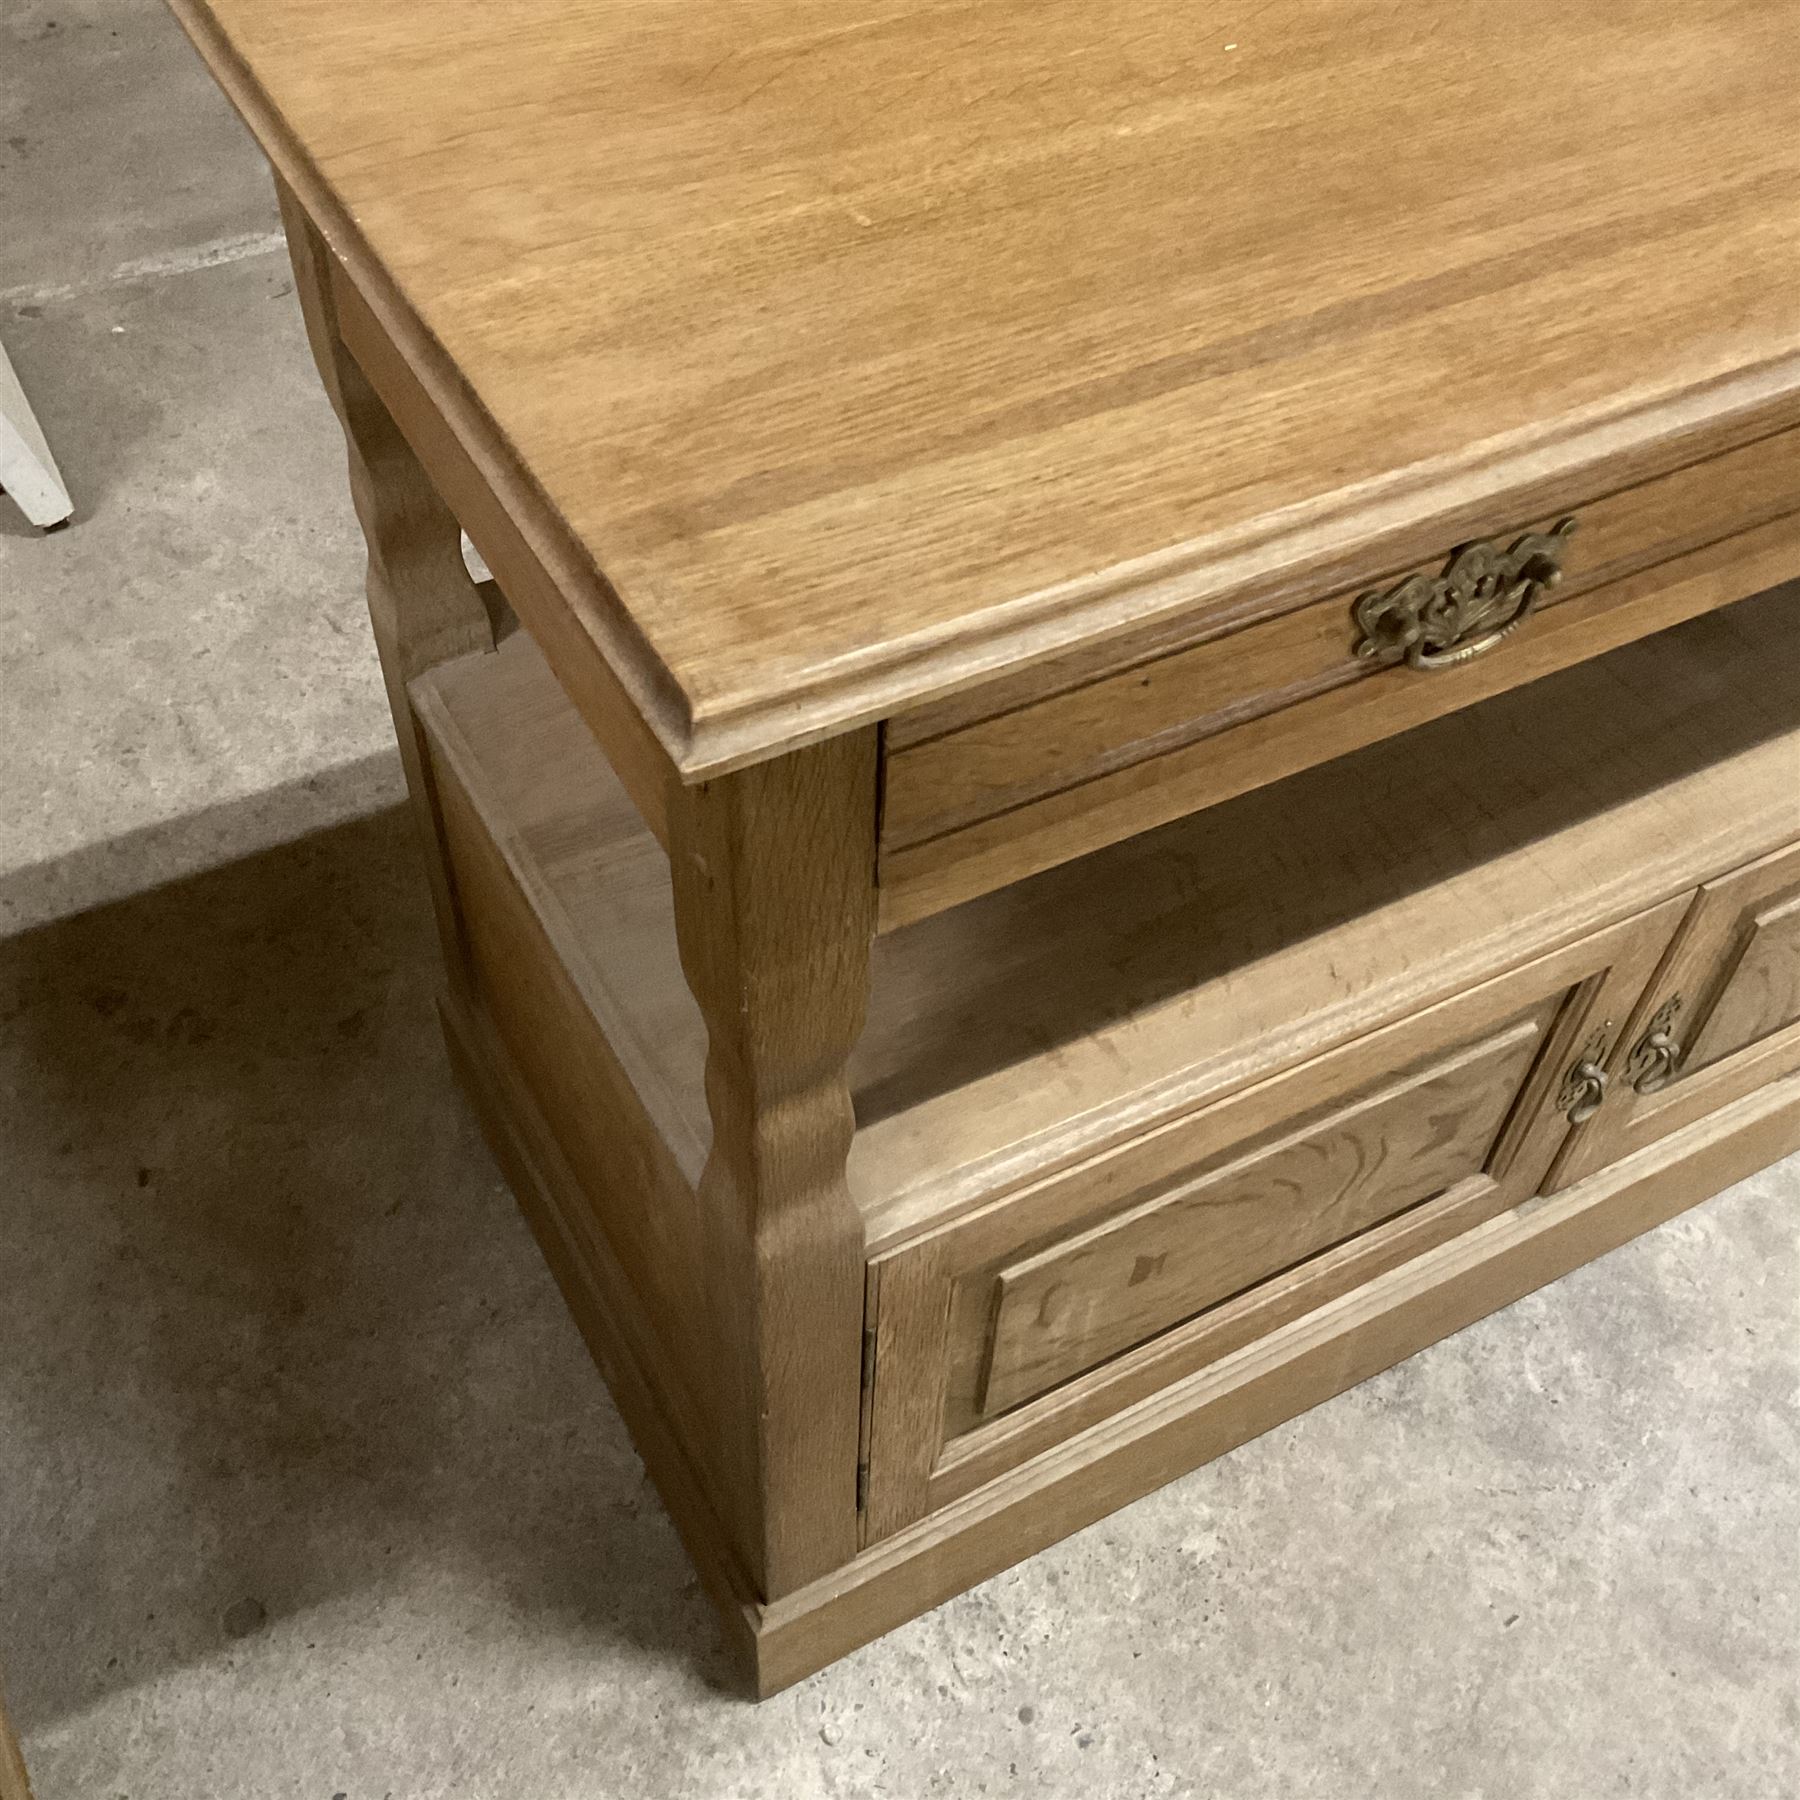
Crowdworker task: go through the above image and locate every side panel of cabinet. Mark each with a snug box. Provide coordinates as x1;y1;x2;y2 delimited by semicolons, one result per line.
1554;837;1800;1188
861;900;1687;1540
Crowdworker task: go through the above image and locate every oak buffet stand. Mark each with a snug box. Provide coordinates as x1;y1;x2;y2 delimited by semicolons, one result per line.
169;1;1800;1694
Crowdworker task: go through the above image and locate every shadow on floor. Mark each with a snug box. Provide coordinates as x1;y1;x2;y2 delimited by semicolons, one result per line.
0;752;408;939
0;805;728;1727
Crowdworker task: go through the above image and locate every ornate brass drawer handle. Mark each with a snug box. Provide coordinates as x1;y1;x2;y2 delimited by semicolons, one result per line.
1625;995;1686;1094
1558;1023;1614;1125
1354;518;1579;671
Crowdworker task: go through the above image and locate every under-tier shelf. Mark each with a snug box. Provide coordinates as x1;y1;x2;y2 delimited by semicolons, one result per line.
414;585;1800;1252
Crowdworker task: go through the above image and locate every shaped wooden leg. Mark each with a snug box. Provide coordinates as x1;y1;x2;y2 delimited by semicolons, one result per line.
668;731;880;1599
276;179;495;961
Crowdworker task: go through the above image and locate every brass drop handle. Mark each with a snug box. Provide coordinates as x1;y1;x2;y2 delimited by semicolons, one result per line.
1562;1059;1610;1125
1558;1023;1614;1126
1625;996;1686;1095
1354;519;1578;672
1411;551;1564;670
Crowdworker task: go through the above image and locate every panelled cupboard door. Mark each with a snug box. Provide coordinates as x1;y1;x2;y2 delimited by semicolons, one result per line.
860;899;1689;1540
1553;838;1800;1190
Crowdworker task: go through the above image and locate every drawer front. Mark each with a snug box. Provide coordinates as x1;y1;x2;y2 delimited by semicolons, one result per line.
879;429;1800;927
860;903;1686;1538
1555;838;1800;1187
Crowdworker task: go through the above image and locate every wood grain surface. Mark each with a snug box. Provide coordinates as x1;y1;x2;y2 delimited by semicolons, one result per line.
978;1018;1543;1417
419;684;715;1458
1690;890;1800;1071
878;427;1800;867
752;1074;1800;1693
663;734;880;1595
877;521;1800;922
876;900;1686;1509
171;0;1800;771
416;585;1800;1251
1555;838;1800;1185
277;182;498;970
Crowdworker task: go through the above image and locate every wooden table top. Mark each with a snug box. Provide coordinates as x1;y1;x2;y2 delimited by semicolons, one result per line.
175;0;1800;772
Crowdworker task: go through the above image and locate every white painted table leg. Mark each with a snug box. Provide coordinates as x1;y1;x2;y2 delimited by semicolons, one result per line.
0;336;73;528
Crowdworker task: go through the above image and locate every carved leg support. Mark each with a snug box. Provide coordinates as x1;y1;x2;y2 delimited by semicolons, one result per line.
669;731;880;1598
276;179;494;961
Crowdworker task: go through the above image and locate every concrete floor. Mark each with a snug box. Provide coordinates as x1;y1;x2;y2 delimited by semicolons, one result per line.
2;5;1797;1796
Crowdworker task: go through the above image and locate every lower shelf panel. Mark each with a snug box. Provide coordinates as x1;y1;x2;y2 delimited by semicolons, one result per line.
442;977;1800;1698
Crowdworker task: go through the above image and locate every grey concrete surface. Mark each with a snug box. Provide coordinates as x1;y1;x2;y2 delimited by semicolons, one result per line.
1;0;281;303
0;250;400;934
2;6;1797;1799
1;0;396;936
